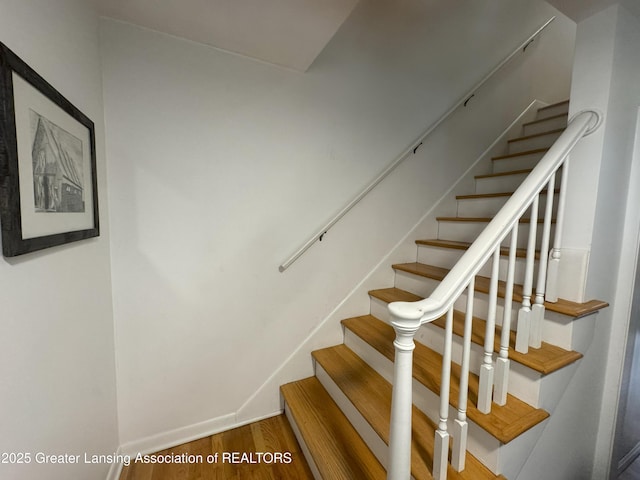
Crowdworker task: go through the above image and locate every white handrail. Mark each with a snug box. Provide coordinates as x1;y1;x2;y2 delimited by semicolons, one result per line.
388;110;601;324
278;16;556;272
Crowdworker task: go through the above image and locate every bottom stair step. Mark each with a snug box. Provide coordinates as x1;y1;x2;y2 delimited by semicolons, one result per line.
281;376;386;480
312;344;503;480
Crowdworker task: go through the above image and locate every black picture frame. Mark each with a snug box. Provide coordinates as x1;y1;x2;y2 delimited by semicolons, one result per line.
0;42;99;257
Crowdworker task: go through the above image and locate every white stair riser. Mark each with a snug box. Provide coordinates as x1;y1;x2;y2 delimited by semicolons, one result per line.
523;115;567;136
491;151;547;173
536;103;569;120
543;310;597;351
416;245;538;285
437;220;555;249
283;404;323;480
476;168;562;193
475;172;529;193
313;362;390;470
508;131;562;154
457;193;558;218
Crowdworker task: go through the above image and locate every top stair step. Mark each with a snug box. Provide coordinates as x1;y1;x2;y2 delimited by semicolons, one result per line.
281;376;387;480
312;344;504;480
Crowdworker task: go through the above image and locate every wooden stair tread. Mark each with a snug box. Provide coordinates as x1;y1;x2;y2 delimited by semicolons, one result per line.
341;316;549;444
312;344;501;480
508;128;565;143
389;263;608;318
492;148;549;161
475;169;532;179
436;216;552;224
416;239;538;259
538;99;569;111
523;113;567;127
281;377;386;480
456;189;558;200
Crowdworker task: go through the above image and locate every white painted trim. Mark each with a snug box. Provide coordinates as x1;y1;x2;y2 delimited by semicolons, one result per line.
284;403;322;480
118;410;281;458
618;441;640;474
596;106;640;479
104;446;125;480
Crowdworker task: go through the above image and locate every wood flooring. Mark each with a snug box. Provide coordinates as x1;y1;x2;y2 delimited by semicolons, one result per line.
118;415;314;480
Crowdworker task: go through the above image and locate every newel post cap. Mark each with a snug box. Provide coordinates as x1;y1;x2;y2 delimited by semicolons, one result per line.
388;298;440;326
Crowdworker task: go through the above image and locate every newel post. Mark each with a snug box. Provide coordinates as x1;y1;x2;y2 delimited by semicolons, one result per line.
387;305;422;480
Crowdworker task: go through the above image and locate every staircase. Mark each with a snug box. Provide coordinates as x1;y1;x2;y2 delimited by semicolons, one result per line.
280;100;607;479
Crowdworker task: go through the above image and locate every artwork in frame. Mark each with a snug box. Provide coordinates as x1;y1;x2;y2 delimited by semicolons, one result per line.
0;42;99;257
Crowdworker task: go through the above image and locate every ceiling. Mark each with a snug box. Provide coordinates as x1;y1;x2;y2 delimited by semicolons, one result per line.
95;0;360;72
544;0;622;21
96;1;637;72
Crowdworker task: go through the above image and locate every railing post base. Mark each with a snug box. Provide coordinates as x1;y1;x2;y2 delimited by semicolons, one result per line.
477;364;494;414
433;429;449;480
494;357;510;406
530;303;545;348
452;419;468;471
387;313;421;480
515;307;531;353
546;253;560;302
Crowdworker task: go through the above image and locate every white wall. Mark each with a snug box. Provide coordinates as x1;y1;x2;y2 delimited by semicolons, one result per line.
100;0;575;450
0;1;119;479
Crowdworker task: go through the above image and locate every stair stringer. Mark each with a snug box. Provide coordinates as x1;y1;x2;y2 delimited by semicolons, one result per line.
236;100;547;425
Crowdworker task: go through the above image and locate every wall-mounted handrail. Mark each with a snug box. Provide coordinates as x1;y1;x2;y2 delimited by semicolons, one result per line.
386;109;602;480
278;16;556;272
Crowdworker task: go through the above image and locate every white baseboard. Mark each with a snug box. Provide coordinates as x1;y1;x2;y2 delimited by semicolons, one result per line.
108;409;282;479
104;446;125;480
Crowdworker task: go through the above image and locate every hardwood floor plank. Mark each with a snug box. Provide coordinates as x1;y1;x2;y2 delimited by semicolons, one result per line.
119;415;313;480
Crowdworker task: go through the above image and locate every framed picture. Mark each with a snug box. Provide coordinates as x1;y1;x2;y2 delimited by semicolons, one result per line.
0;42;99;257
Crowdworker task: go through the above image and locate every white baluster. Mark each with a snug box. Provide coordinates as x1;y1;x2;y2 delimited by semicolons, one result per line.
495;222;518;406
546;160;569;302
452;279;475;471
433;308;454;480
478;247;500;413
387;314;422;480
531;175;556;347
515;196;539;353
